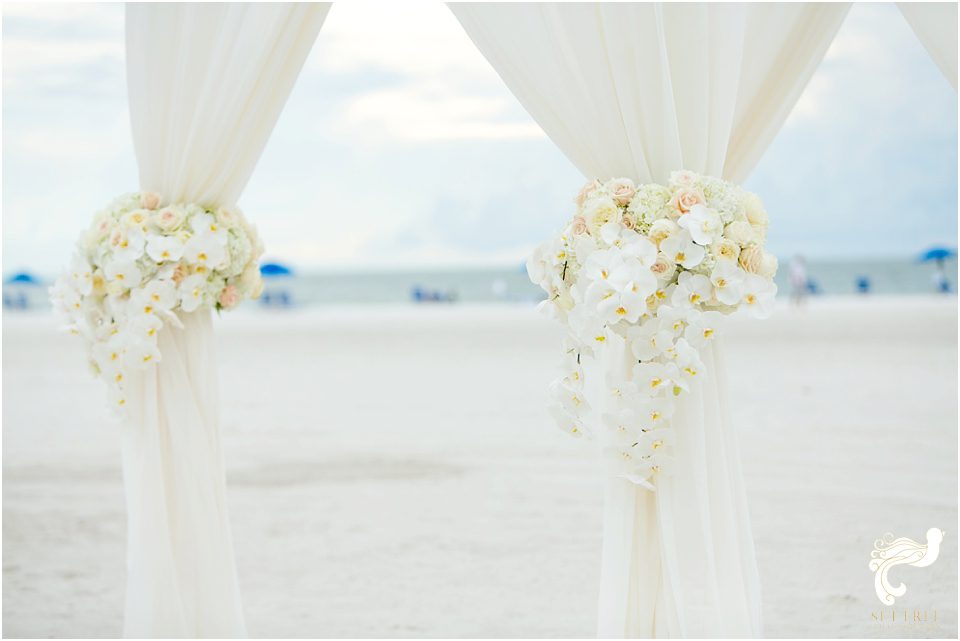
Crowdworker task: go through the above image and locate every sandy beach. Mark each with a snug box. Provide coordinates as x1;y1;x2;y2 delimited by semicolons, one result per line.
2;297;957;638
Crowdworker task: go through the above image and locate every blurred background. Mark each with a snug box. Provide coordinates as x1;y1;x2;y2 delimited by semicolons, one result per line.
2;2;958;309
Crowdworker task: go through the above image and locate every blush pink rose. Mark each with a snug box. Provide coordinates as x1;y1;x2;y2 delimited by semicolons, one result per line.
671;188;704;215
670;170;698;187
571;215;588;235
621;213;635;229
218;284;240;309
609;179;636;206
650;256;673;277
574;180;601;207
154;207;185;231
140;192;161;210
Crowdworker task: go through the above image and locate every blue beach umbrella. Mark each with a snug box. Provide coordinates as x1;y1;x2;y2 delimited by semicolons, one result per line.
918;247;957;262
4;271;40;285
259;262;293;277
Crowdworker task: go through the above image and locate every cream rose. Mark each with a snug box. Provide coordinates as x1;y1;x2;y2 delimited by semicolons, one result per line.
671;187;704;215
215;206;239;228
583;197;619;236
650;255;676;281
620;212;636;230
648;218;679;245
608;178;636;206
121;209;149;230
759;252;778;279
240;262;263;298
154;206;186;232
571;215;588;235
140;192;161;210
744;193;768;226
724;221;755;247
713;238;741;262
738;246;763;273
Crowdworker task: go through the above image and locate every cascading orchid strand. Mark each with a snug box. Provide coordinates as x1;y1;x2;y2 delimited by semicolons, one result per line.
50;192;265;413
528;171;778;490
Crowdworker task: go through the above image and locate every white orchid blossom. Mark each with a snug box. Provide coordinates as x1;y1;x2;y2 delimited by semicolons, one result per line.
684;311;724;348
678;204;723;245
104;260;142;290
741;274;777;318
660;229;705;269
628;316;676;361
110;227;146;262
145;233;185;263
671;271;713;309
184;233;227;271
130;279;177;316
549;403;590;438
178;274;207;313
710;260;746;305
67;255;94;296
657;304;691;335
632;362;674;397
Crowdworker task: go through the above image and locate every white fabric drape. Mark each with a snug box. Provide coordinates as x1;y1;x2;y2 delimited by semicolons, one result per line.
898;2;959;89
451;3;850;637
123;4;329;637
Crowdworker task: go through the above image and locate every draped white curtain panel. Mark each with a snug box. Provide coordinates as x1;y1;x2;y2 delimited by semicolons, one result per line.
450;3;850;637
898;2;959;90
122;4;330;637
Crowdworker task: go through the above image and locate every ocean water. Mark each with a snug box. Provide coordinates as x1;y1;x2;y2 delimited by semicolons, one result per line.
4;257;956;310
255;256;958;306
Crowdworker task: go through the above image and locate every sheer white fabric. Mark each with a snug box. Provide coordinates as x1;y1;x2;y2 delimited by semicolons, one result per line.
898;2;958;89
123;4;329;637
451;3;850;637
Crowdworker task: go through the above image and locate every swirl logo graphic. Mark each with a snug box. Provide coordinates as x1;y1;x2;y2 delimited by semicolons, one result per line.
869;528;945;605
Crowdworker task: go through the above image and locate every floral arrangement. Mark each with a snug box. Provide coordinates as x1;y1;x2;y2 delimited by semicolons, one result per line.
50;192;264;413
527;170;777;489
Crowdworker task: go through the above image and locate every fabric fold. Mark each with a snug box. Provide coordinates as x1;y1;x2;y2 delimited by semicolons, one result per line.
897;2;959;90
121;4;330;636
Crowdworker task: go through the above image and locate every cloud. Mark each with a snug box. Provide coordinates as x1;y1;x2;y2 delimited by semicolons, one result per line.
333;83;544;143
7;117;130;161
786;3;954;131
311;1;542;143
312;1;490;77
2;3;124;90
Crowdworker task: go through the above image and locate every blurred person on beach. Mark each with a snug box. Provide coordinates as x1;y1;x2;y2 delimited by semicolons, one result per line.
789;255;809;306
932;258;952;294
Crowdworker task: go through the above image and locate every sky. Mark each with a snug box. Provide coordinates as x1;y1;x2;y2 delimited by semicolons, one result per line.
2;2;957;275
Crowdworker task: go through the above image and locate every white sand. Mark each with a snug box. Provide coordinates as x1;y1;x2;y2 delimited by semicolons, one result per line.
3;297;957;638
